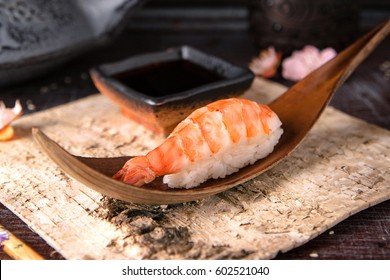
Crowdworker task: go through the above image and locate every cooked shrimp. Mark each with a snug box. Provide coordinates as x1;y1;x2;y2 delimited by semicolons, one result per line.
113;98;282;188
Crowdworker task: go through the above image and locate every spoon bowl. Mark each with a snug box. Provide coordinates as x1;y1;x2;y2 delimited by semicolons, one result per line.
33;20;390;205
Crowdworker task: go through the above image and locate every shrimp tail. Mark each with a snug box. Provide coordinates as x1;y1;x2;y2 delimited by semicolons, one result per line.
112;156;156;187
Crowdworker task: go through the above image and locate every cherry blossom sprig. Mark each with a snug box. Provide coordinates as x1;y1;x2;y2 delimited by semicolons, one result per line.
282;46;337;81
249;45;337;81
0;99;23;141
249;47;282;78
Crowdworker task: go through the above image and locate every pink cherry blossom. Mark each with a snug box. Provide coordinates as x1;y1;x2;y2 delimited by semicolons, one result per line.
282;46;337;81
249;47;282;78
0;100;22;130
0;99;23;141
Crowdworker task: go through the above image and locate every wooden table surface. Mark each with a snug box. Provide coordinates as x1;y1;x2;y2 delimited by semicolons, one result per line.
1;21;389;260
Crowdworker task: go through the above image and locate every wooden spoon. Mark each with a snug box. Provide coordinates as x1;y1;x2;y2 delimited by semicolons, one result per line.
33;20;390;205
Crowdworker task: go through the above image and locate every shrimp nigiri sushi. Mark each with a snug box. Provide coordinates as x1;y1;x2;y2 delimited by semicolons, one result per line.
113;98;283;189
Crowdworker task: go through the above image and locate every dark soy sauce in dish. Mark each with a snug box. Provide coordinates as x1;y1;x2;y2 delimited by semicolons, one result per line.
113;60;224;97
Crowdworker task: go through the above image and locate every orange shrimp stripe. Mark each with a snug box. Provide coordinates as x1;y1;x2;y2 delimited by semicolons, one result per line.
170;98;273;156
146;136;187;175
207;98;272;136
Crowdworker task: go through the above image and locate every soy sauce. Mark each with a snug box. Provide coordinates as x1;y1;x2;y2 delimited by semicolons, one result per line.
113;60;224;97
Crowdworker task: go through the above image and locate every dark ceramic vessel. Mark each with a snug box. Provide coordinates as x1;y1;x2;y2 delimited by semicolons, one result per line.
90;45;254;135
250;0;360;54
0;0;146;87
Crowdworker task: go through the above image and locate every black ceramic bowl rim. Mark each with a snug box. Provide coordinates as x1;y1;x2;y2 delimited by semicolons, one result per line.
91;45;254;107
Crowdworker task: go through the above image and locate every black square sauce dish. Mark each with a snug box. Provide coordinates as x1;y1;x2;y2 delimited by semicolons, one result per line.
90;45;254;135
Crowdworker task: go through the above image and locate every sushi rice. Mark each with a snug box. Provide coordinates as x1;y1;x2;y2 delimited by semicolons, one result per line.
163;112;283;188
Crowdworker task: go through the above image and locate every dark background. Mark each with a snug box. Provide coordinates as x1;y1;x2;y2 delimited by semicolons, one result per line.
1;0;389;259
